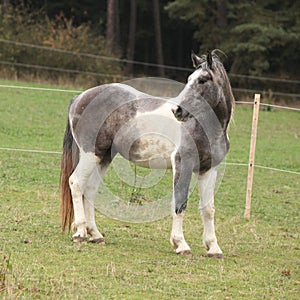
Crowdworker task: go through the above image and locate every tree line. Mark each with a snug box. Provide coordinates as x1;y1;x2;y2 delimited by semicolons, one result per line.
0;0;299;88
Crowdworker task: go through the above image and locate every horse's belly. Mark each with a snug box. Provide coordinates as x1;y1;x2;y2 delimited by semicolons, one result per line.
130;135;175;169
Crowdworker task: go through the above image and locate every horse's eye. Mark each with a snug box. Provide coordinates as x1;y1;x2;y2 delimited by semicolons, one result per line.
198;78;207;84
198;74;212;84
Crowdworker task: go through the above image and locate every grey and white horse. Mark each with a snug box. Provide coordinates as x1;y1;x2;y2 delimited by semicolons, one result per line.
60;50;234;257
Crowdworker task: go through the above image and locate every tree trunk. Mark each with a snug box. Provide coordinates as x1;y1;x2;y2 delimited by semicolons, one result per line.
125;0;137;75
2;0;10;14
152;0;165;77
216;0;227;28
115;0;120;50
106;0;119;53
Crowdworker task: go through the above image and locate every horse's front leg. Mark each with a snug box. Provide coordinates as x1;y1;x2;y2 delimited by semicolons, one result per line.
198;167;223;258
170;153;193;255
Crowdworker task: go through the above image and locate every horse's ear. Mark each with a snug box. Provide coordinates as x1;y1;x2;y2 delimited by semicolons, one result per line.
191;51;202;69
207;51;213;70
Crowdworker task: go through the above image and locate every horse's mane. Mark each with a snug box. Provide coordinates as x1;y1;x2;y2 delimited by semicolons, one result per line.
211;49;227;61
210;49;235;125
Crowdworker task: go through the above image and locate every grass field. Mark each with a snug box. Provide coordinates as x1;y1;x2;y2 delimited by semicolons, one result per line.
0;80;299;299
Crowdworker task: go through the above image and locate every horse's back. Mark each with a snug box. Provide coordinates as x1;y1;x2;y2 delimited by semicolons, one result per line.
70;83;144;119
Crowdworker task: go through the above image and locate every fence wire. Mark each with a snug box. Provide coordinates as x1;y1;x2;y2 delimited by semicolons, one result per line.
236;101;300;111
0;147;299;175
1;38;300;99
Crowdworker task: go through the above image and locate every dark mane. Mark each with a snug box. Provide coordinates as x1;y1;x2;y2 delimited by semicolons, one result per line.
211;49;227;62
211;49;235;111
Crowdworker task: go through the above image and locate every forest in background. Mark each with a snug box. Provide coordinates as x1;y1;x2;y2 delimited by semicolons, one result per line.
0;0;299;100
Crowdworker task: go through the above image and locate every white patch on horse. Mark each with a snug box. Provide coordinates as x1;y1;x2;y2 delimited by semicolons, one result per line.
170;212;191;255
69;151;100;241
127;102;181;169
198;167;223;257
187;68;202;84
83;164;108;243
169;151;191;254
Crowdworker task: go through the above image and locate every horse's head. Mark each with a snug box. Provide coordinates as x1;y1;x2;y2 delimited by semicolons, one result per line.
173;50;234;130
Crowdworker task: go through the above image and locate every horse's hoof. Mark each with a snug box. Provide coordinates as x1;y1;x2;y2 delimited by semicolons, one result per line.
208;253;223;259
177;250;192;255
73;236;87;244
90;238;105;244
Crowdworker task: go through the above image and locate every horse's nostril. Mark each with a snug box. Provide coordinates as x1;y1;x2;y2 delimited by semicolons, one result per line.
174;106;183;119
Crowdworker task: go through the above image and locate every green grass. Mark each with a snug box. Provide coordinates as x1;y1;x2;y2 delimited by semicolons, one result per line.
0;80;299;299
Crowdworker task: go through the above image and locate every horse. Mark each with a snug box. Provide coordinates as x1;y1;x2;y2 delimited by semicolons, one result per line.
60;50;234;257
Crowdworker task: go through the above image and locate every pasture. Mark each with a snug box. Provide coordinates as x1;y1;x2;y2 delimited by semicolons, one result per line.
0;80;299;299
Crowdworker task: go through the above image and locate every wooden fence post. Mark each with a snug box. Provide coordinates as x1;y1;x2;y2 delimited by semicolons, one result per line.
244;94;261;218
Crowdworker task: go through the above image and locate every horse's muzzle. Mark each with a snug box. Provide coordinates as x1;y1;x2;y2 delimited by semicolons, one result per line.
172;105;190;122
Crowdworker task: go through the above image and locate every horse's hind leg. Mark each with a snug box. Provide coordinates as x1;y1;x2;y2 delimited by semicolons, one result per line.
198;167;223;258
83;163;110;244
69;152;99;243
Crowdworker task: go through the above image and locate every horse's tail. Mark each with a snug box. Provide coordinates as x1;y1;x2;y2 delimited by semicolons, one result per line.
60;105;79;233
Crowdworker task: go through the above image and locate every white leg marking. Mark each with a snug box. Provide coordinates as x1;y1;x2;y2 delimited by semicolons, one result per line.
198;167;223;257
69;152;99;242
170;212;191;255
69;173;87;241
170;151;191;254
83;164;109;243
